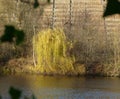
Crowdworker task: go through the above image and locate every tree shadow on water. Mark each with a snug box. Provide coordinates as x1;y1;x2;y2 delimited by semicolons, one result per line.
0;75;37;99
8;87;36;99
0;87;36;99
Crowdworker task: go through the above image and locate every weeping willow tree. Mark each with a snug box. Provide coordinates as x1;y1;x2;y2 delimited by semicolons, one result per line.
33;29;75;74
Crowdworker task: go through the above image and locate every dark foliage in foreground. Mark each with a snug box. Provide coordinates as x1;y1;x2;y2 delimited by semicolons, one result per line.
0;25;24;45
0;87;36;99
103;0;120;17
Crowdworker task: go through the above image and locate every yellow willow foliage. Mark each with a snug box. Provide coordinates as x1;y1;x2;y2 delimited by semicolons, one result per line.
33;29;75;74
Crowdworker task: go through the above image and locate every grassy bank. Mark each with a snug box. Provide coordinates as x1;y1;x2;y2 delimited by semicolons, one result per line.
1;62;120;77
0;29;120;77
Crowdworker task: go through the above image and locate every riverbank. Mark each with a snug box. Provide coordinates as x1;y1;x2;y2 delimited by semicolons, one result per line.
0;58;120;77
0;57;86;76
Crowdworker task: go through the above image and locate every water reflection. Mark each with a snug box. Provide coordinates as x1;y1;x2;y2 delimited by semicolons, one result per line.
0;75;120;99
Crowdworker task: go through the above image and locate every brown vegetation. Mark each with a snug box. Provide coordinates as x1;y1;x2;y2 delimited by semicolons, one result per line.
0;0;120;77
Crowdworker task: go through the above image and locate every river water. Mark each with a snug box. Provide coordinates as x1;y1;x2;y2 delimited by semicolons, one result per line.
0;75;120;99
